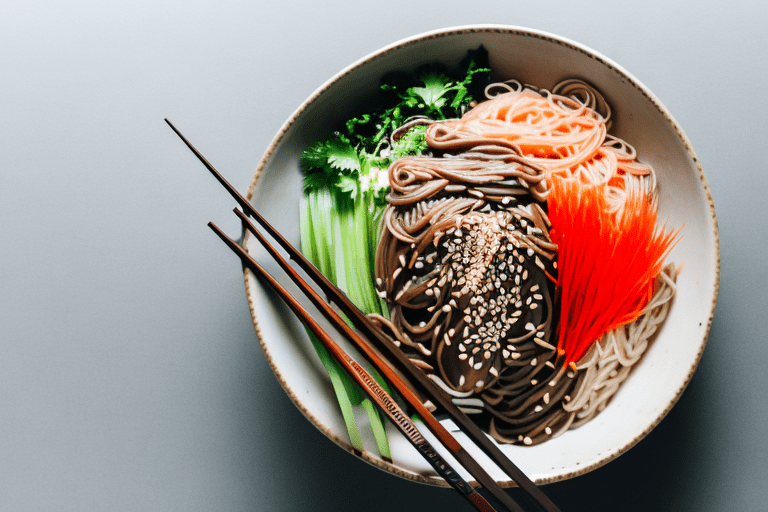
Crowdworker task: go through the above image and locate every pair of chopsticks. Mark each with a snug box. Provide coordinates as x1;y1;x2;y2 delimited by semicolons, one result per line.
166;119;562;512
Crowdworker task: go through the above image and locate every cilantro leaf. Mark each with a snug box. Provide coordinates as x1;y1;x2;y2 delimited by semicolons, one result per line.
326;136;360;173
301;140;333;174
409;72;452;113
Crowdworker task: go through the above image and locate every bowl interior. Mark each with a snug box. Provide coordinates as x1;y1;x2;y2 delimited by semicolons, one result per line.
244;26;718;485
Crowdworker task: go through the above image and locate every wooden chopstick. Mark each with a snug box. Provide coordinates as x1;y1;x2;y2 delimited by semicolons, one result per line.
231;208;526;512
166;118;561;512
208;221;502;512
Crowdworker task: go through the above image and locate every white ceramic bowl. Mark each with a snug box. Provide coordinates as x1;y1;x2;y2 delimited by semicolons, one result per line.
243;25;719;486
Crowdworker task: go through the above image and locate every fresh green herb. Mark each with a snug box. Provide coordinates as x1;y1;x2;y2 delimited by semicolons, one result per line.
301;47;490;202
390;124;427;161
298;47;490;457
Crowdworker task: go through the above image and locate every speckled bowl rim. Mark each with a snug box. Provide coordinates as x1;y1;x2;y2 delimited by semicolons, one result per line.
242;24;720;487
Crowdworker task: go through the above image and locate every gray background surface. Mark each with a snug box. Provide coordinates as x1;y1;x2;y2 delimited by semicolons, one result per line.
1;1;765;511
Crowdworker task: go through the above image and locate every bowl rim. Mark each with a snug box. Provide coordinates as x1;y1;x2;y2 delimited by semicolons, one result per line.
242;24;720;487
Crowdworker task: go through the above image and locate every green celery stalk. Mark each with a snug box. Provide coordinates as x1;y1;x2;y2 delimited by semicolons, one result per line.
301;190;391;458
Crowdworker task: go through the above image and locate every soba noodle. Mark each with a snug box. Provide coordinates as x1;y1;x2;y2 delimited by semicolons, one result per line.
370;79;678;445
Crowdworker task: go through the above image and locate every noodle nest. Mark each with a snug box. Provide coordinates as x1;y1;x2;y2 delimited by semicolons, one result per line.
371;79;677;445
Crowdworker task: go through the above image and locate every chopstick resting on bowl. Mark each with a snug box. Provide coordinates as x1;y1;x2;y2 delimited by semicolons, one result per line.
166;119;562;512
209;219;502;512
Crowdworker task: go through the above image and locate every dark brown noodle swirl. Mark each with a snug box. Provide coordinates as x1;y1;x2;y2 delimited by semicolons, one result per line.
374;146;574;444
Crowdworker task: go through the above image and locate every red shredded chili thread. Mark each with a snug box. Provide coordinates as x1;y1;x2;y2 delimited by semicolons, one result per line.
547;178;680;365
